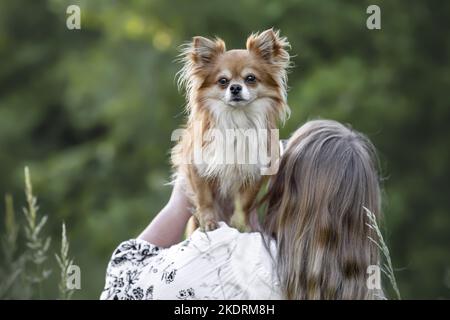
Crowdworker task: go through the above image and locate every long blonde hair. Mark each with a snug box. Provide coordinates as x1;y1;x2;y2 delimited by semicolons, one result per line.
262;120;382;299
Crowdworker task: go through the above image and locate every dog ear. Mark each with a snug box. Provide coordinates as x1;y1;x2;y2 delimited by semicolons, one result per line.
246;28;290;66
189;36;226;66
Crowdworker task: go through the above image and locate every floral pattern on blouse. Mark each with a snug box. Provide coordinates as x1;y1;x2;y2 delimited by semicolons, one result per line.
100;222;281;300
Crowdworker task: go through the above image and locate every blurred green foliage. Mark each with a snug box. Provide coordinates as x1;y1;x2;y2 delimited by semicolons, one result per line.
0;0;449;299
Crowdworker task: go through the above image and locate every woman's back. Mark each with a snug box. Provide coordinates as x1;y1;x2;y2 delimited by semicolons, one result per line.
100;222;280;300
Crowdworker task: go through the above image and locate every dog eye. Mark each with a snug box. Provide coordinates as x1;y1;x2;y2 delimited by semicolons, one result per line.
245;74;256;83
218;78;229;86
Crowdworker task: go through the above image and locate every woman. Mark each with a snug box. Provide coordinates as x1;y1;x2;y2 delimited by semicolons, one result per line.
100;120;383;300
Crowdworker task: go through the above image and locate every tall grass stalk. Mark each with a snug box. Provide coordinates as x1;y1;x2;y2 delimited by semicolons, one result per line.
364;206;401;300
1;167;77;299
23;166;52;298
55;223;75;300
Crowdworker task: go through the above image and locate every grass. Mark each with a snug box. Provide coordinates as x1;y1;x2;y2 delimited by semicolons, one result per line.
0;167;76;299
55;223;75;300
23;166;52;297
364;206;401;300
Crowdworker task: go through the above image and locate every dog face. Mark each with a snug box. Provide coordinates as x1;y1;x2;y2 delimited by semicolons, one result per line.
178;29;291;122
199;49;279;108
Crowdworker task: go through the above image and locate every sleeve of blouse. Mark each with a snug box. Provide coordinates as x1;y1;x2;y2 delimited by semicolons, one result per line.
100;239;161;300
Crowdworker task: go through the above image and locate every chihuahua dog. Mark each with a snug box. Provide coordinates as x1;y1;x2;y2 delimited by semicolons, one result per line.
172;28;291;231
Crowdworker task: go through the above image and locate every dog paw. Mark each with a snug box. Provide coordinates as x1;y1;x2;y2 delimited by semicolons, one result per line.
201;219;218;232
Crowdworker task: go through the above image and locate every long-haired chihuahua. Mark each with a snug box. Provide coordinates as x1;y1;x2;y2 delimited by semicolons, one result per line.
172;28;291;231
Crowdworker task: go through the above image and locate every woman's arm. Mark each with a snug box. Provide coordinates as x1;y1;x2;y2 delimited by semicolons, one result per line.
137;179;193;247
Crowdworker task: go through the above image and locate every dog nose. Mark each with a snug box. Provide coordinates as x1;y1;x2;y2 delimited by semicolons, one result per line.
230;84;242;95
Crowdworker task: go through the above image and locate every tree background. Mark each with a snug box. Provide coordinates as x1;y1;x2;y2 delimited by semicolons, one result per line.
0;0;449;299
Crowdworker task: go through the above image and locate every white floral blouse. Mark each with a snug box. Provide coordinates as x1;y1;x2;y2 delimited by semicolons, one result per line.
100;222;281;300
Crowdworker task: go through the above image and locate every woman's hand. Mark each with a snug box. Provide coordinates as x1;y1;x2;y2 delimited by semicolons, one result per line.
137;178;193;247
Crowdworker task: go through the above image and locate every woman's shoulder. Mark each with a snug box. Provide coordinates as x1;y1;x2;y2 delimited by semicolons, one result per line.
106;222;276;271
101;222;281;300
189;222;280;299
187;222;276;259
188;221;264;245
